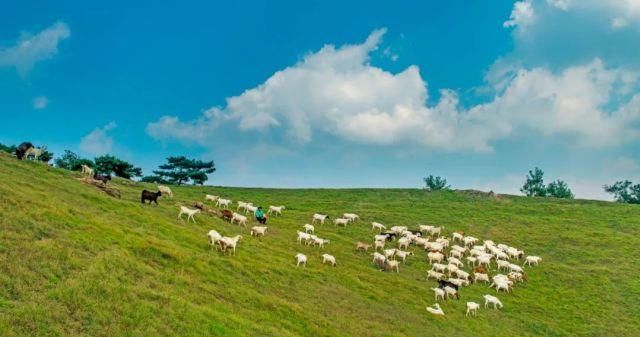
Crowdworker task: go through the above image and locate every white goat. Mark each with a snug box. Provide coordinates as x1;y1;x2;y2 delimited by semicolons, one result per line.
372;252;386;268
302;224;315;234
371;222;386;232
343;213;360;222
205;194;219;202
322;254;337;266
394;250;413;263
216;198;232;209
158;185;173;198
483;295;503;309
431;288;445;301
428;252;445;264
81;164;94;178
466;302;480;316
386;260;400;273
295;253;307;267
219;235;242;255
312;213;330;225
178;206;200;223
524;255;542;267
207;229;222;249
426;303;445;316
334;218;350;227
250;226;267;237
237;201;252;212
268;205;285;216
427;270;445;280
297;231;311;245
231;212;248;227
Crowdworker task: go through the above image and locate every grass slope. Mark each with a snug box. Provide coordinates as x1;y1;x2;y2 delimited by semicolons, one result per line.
0;152;638;337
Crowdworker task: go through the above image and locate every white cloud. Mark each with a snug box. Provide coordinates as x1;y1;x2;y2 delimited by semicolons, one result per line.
147;30;640;152
32;96;48;109
547;0;570;10
504;1;535;28
80;122;117;155
611;17;629;29
0;21;70;76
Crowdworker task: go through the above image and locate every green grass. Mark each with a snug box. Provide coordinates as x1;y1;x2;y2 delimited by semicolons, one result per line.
0;151;638;337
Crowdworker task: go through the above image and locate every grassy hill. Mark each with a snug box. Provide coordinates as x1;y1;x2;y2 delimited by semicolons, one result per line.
0;152;638;337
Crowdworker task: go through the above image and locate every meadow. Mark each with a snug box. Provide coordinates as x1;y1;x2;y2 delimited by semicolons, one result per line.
0;151;638;337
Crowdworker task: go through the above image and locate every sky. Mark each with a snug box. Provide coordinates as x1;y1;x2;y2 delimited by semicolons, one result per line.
1;0;640;200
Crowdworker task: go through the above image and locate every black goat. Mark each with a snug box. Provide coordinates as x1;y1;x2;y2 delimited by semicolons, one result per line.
15;142;33;160
141;190;162;205
94;172;112;184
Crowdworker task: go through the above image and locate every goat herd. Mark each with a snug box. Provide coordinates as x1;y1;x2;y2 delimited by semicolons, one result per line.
147;187;543;319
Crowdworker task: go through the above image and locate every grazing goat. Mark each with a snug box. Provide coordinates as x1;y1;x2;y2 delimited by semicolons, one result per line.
268;205;285;216
484;295;503;309
371;222;386;232
397;237;410;250
207;230;222;249
372;252;386;268
426;303;445;316
452;231;464;242
473;273;490;284
81;164;94;177
386;260;400;273
302;224;315;234
524;255;542;267
428;252;445;264
322;254;337;266
466;302;480;316
237;201;252;212
216;198;231;209
178;206;200;223
158;185;173;198
356;241;372;252
93;173;111;184
394;250;413;263
220;209;233;221
334;218;350;227
312;213;330;225
444;286;459;300
219;235;242;255
431;288;445;301
250;226;267;237
373;240;385;251
141;190;162;205
295;253;307;267
245;205;258;214
343;213;360;222
297;231;311;245
427;270;445;280
205;194;219;202
231;212;248;227
313;237;330;248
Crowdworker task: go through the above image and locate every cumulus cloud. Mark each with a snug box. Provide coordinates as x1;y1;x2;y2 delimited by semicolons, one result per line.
0;21;70;76
80;122;117;155
504;1;535;28
32;96;48;109
147;29;640;152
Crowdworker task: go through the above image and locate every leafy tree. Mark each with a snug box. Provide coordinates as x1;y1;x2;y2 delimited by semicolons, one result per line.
151;156;216;185
54;150;95;171
0;142;16;154
521;167;547;197
140;175;169;184
94;155;143;179
604;180;640;204
38;150;54;163
546;179;574;199
423;175;450;191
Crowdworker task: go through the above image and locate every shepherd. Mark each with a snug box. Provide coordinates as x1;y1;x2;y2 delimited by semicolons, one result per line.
255;206;268;224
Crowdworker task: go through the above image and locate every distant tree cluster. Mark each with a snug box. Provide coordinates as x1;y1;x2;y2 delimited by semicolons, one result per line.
604;180;640;204
143;156;216;185
520;167;574;199
423;174;450;191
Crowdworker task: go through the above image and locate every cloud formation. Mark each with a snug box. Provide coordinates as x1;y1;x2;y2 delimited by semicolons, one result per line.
80;122;117;155
32;96;48;109
147;28;640;152
0;21;70;76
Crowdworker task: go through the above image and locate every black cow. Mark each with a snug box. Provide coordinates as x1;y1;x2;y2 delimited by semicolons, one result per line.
15;142;33;160
141;190;162;205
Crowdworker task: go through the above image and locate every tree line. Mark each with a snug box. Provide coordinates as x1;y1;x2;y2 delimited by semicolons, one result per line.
424;167;639;204
0;142;215;185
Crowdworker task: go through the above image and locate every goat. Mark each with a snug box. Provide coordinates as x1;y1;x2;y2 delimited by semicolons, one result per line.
141;190;162;205
295;253;307;267
483;294;503;309
322;254;337;266
158;185;173;198
356;241;372;252
371;222;386;232
250;226;267;237
230;212;248;227
268;205;285;216
466;302;480;316
178;206;200;223
302;224;315;234
426;303;445;316
312;213;330;225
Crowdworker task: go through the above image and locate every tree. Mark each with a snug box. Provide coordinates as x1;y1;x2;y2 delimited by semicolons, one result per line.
0;143;16;154
423;174;450;191
94;155;143;179
55;150;95;171
38;150;54;163
520;167;547;197
604;180;640;204
140;175;169;184
546;179;574;199
151;156;216;185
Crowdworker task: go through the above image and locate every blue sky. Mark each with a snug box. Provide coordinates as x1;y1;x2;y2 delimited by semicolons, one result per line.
2;0;640;200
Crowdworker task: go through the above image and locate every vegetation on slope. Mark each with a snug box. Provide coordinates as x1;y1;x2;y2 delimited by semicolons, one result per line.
0;152;638;337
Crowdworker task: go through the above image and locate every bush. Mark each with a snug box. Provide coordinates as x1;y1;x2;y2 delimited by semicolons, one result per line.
604;180;640;204
423;175;450;191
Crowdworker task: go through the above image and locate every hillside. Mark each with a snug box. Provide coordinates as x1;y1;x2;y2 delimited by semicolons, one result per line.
0;152;638;337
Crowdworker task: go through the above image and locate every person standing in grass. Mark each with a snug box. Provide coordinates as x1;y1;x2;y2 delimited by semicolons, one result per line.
255;206;267;224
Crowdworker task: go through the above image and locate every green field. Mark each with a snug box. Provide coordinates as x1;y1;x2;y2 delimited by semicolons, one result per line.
0;152;638;337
